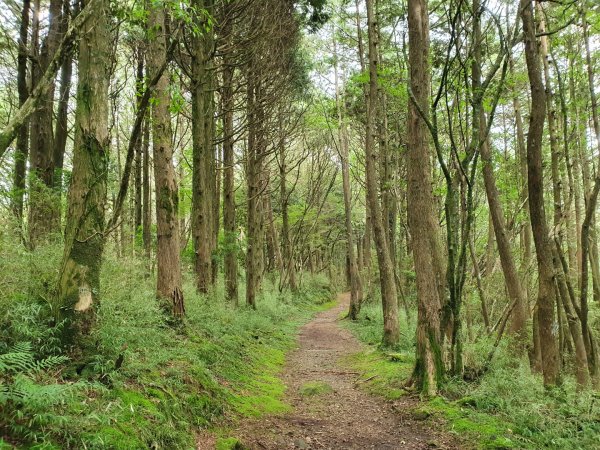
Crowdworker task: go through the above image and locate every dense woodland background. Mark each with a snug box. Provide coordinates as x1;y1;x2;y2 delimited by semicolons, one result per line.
1;0;600;448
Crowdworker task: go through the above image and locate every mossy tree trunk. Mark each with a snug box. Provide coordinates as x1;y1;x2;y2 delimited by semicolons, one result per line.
148;3;184;317
407;0;445;395
56;0;111;341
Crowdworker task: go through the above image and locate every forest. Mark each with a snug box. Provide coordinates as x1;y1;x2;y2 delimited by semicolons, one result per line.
0;0;599;448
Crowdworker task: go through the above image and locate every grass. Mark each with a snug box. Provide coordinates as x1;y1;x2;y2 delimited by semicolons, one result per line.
342;296;600;450
0;230;337;449
299;381;333;397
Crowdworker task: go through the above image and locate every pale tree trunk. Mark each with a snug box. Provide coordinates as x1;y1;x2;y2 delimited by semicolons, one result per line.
148;4;184;316
520;0;559;387
192;0;215;294
265;191;283;273
365;0;399;347
333;32;362;319
213;142;221;284
407;0;445;395
56;0;111;341
354;0;372;281
480;116;528;341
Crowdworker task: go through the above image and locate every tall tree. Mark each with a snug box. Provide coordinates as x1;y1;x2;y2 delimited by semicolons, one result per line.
56;0;111;340
191;0;215;294
10;0;31;224
365;0;399;346
28;0;63;246
520;0;559;386
407;0;445;395
148;2;184;316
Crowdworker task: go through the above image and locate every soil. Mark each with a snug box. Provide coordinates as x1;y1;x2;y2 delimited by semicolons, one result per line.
198;293;461;449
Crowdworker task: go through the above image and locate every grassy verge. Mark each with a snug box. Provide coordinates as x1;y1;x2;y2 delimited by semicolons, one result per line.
341;300;600;450
0;236;336;449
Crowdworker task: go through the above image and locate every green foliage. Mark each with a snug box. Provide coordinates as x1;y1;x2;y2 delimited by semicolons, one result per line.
345;291;600;449
0;342;90;446
0;228;334;449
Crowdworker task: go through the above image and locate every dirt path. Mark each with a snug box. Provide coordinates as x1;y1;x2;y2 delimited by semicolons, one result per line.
201;293;459;449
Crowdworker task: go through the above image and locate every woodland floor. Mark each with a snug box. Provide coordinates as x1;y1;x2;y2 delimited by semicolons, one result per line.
198;293;462;450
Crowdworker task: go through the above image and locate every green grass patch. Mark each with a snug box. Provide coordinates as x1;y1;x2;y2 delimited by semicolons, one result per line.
341;349;412;400
419;397;518;449
215;437;247;450
299;381;333;396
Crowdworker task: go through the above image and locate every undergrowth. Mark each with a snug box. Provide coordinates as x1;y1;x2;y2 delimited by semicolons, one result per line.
343;296;600;449
0;230;335;449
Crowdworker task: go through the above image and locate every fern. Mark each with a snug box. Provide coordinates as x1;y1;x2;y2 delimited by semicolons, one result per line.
0;342;83;447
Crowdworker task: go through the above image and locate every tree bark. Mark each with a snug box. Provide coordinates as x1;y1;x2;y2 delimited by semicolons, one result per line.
11;0;31;224
365;0;399;347
148;4;184;316
28;0;64;245
221;18;238;304
56;0;111;342
520;0;559;386
407;0;445;395
192;0;215;294
333;32;362;319
53;0;73;216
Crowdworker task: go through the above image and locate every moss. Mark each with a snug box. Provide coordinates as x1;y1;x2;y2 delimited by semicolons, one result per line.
299;381;333;396
216;437;247;450
422;397;520;449
341;349;413;400
83;426;145;450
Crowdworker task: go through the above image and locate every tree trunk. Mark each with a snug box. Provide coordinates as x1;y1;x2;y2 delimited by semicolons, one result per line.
192;0;215;294
11;0;31;224
134;48;144;235
365;0;399;347
53;0;73;218
28;0;63;246
520;0;559;386
142;113;152;260
148;4;184;316
333;32;362;319
56;0;111;342
245;72;265;309
221;28;238;304
407;0;445;395
279;125;297;292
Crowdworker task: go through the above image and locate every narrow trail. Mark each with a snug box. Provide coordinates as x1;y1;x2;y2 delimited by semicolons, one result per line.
201;293;460;449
